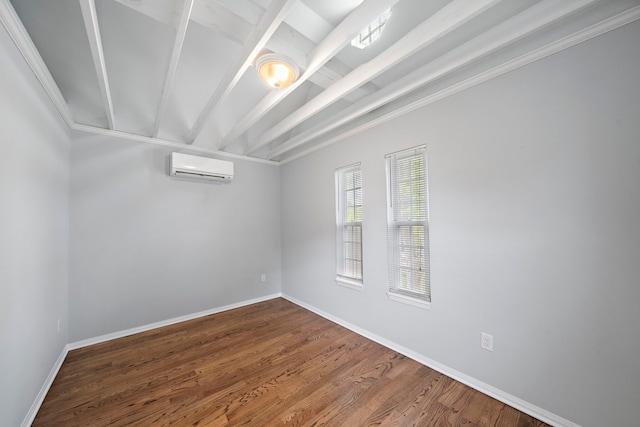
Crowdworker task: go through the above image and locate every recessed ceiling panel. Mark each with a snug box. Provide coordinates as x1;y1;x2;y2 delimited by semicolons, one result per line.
202;69;271;145
4;0;639;163
11;0;108;127
98;0;175;135
300;0;363;26
156;20;242;142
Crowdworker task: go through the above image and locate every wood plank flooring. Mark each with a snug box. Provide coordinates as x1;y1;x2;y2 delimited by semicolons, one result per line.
34;298;550;426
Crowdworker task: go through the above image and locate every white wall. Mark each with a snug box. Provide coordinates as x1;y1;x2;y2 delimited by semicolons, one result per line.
0;25;70;427
68;136;281;341
3;8;638;426
280;21;640;427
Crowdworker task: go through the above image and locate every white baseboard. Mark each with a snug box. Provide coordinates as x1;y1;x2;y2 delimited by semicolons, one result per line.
21;345;69;427
281;293;580;427
22;293;282;426
23;293;578;427
67;293;282;350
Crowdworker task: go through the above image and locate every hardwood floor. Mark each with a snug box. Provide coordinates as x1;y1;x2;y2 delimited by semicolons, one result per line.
34;298;550;426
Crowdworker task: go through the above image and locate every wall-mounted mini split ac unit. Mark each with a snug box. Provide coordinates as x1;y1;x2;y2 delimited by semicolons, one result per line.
170;152;234;183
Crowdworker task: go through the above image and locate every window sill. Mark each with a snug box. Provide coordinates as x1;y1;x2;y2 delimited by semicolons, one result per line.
336;276;364;291
386;292;431;310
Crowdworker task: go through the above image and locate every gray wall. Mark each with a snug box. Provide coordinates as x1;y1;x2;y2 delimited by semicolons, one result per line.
68;136;281;341
280;21;640;427
3;8;638;426
0;25;70;426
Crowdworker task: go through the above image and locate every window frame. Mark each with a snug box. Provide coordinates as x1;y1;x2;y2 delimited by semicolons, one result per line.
351;8;392;49
385;146;430;308
335;162;364;290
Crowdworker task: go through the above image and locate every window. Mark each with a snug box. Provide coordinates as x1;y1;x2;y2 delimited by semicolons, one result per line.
335;163;363;289
351;8;392;49
386;146;430;307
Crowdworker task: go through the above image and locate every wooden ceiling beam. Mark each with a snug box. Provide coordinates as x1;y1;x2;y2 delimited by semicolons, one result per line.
152;0;194;138
186;0;297;145
79;0;115;130
246;0;504;155
269;0;599;159
218;0;401;150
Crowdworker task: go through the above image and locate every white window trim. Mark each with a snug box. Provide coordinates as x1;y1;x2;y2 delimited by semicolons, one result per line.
335;162;364;286
387;291;431;310
385;145;431;306
336;275;364;290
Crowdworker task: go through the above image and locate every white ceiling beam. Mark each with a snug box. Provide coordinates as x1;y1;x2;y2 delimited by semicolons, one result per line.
116;0;369;104
152;0;194;138
71;123;278;165
279;4;640;165
217;0;376;101
113;0;178;29
249;0;333;43
186;0;297;145
265;28;376;102
218;0;401;150
190;0;252;45
114;0;252;45
269;0;598;159
211;0;376;101
276;0;333;43
246;0;504;155
79;0;115;130
0;0;75;127
214;0;263;25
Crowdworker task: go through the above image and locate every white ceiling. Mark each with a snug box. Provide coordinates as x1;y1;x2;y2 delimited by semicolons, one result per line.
3;0;640;163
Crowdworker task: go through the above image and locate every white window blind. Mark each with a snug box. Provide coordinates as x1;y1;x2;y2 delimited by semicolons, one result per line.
386;146;430;303
335;163;363;287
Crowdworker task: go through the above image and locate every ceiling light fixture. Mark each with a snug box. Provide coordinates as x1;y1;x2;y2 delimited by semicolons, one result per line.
254;53;299;89
351;8;392;49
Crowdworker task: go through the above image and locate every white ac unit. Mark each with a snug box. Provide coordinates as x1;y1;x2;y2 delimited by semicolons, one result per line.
170;152;234;182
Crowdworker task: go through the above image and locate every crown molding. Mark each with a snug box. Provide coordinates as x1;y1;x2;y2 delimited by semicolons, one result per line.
0;0;278;166
280;5;640;165
0;0;73;127
71;124;279;165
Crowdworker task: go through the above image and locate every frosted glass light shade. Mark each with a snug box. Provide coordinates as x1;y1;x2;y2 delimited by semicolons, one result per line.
255;53;299;89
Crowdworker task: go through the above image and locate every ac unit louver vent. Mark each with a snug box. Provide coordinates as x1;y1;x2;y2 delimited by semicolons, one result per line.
170;152;234;183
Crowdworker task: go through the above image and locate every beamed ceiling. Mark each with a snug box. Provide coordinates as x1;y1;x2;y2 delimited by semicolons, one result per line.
2;0;639;164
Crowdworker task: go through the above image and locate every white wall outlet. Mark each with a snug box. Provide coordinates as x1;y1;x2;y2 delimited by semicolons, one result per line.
260;273;267;282
57;318;61;334
481;332;493;351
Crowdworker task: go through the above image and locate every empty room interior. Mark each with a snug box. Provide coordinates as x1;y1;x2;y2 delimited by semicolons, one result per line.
1;0;639;426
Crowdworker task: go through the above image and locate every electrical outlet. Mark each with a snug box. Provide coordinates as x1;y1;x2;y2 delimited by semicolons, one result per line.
57;319;61;334
481;332;493;351
260;273;267;282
